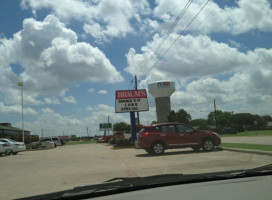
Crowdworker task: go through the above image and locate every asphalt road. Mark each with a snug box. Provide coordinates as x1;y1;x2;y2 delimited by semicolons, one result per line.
1;143;272;199
222;136;272;145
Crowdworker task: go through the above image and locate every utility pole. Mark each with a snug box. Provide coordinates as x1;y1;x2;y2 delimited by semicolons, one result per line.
214;99;217;128
41;128;43;138
87;127;89;137
108;115;110;135
18;82;24;143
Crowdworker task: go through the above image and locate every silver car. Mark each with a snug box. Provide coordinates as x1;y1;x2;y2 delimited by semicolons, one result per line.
0;141;12;156
31;138;56;148
0;138;26;155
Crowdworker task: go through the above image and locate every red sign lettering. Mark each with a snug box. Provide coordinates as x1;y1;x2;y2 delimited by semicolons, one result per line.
116;90;147;99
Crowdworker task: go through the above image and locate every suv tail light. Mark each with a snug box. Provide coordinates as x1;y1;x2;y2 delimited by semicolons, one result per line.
140;132;149;137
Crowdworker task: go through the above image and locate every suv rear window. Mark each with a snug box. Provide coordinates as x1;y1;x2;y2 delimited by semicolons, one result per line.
176;125;194;133
159;125;175;132
138;128;147;134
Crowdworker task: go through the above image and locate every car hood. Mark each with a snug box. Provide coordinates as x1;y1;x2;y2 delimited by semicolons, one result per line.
19;163;272;200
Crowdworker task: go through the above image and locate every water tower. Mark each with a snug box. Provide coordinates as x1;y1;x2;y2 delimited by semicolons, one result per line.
148;81;175;123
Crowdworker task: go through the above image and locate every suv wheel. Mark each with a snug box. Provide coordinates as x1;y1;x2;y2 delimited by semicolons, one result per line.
151;142;165;155
202;139;214;151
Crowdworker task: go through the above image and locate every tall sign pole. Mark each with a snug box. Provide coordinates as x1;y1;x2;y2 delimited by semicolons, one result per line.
135;75;140;126
18;82;24;143
130;112;136;143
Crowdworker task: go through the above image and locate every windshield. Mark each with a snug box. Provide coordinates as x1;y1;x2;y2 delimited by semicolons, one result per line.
1;0;272;199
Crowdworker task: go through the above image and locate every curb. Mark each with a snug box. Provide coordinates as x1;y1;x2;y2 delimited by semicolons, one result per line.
223;147;272;156
111;146;134;150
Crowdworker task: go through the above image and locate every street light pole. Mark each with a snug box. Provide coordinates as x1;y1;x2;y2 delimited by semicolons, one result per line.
18;82;24;143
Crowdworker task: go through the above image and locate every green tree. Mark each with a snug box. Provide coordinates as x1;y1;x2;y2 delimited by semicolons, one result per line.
254;115;268;130
113;122;131;132
167;110;176;122
71;135;77;141
217;111;232;127
167;109;191;124
190;119;208;130
230;113;255;131
175;109;192;124
262;115;272;122
207;110;231;128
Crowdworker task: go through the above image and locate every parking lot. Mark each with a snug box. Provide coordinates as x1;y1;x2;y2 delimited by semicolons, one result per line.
1;143;272;199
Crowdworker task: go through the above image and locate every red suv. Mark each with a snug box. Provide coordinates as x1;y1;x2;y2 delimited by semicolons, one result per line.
136;123;221;155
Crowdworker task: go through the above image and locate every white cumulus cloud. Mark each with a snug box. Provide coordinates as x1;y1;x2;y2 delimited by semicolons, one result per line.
98;90;108;95
63;95;77;104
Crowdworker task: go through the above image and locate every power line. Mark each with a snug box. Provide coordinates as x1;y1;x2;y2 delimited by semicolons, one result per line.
138;0;193;74
192;1;216;31
144;0;210;76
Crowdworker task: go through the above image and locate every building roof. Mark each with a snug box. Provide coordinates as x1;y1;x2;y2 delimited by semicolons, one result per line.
0;125;29;132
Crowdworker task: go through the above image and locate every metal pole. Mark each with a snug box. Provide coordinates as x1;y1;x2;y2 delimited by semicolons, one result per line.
107;115;109;135
214;99;217;129
18;82;25;143
22;85;24;143
135;75;140;125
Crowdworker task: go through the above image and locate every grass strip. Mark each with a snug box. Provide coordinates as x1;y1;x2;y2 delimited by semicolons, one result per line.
66;140;97;145
220;143;272;152
220;130;272;137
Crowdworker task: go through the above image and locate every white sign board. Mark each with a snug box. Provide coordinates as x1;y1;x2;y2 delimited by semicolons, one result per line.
115;89;149;113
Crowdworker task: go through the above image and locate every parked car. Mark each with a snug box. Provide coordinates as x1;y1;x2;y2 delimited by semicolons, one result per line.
0;141;12;156
51;137;63;146
0;138;26;155
220;127;238;134
31;138;56;148
102;131;131;143
97;137;104;143
136;122;221;155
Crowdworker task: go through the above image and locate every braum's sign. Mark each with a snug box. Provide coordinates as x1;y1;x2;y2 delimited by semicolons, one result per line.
115;89;149;113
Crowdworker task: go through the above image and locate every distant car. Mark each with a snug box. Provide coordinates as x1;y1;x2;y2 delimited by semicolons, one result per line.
97;137;104;143
0;138;26;155
0;141;12;156
136;122;221;155
220;127;237;134
102;131;131;143
31;138;56;148
51;137;62;146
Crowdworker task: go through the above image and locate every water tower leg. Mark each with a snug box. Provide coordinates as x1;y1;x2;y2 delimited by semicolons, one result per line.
155;97;171;123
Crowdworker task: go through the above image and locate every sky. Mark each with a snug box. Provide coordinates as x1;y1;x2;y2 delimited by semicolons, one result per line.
0;0;272;137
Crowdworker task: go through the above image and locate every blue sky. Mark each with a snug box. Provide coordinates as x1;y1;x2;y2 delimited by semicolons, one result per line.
0;0;272;137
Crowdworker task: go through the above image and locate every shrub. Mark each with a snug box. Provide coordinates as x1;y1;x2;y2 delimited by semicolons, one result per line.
114;138;132;147
109;138;117;145
26;144;33;150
